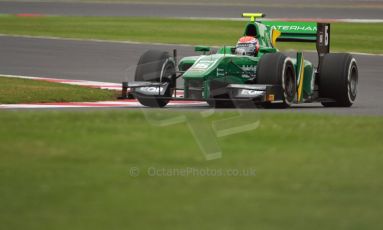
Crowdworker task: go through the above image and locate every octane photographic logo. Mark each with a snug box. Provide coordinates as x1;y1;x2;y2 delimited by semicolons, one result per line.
124;61;261;161
129;167;257;177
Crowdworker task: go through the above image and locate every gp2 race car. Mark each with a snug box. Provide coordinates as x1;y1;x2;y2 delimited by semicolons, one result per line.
121;13;358;108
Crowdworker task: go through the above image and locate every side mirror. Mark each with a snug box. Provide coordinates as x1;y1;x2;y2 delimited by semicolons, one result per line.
195;46;211;54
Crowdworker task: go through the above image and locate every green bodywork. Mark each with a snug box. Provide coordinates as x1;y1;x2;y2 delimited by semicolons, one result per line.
178;20;318;103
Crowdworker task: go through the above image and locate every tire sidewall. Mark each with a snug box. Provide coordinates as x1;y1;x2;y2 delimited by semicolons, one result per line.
257;53;296;108
319;53;358;107
347;58;358;103
281;58;296;106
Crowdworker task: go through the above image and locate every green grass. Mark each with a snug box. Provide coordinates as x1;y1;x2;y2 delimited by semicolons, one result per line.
0;76;117;104
0;110;382;230
0;16;382;53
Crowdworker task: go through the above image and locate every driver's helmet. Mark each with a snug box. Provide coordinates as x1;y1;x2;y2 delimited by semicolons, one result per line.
235;36;260;56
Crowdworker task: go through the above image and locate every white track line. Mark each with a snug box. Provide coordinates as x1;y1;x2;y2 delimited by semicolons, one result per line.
0;74;123;90
0;74;200;109
0;74;185;95
0;101;207;109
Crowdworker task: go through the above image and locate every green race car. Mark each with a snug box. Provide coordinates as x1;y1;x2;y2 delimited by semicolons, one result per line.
122;13;358;108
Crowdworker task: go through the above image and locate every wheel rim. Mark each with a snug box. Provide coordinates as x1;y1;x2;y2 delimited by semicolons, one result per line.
348;60;358;102
284;65;295;103
162;64;175;98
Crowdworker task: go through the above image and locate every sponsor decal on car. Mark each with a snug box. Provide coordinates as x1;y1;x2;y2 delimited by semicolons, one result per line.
189;59;219;72
241;65;257;72
240;89;264;97
136;86;167;95
269;25;317;32
217;68;225;77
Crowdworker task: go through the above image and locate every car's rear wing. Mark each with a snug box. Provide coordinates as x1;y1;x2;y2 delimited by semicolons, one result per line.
262;21;331;70
262;21;318;42
242;14;330;65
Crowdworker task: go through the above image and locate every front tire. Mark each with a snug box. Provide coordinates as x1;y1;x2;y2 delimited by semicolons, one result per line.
319;53;358;107
134;50;176;108
256;53;296;108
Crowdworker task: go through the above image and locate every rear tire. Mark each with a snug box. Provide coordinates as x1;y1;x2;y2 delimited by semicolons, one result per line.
319;53;358;107
134;50;176;108
256;53;296;108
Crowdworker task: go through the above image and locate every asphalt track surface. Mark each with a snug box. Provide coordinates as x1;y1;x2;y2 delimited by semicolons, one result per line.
0;1;383;19
0;35;382;115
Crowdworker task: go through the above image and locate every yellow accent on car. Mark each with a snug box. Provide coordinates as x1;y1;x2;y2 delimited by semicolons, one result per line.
271;29;281;47
297;56;305;102
268;94;275;102
242;13;266;22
